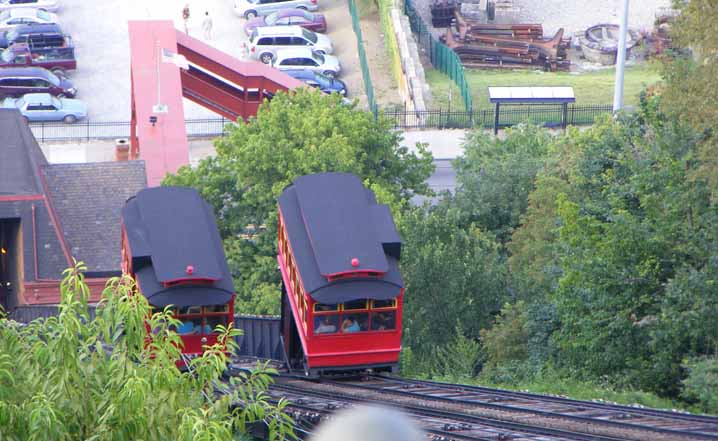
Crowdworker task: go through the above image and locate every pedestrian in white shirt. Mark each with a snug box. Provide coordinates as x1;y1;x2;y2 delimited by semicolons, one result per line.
202;11;213;40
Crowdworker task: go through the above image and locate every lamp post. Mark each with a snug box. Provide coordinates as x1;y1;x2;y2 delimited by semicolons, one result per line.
612;0;630;113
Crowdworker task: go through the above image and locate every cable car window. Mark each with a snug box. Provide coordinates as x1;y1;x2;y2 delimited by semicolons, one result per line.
178;306;202;315
204;304;229;313
340;313;368;332
343;299;367;311
370;311;396;331
313;315;338;334
314;303;338;312
371;299;396;309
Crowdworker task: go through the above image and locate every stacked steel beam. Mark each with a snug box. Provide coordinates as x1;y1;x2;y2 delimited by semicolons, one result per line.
442;12;571;71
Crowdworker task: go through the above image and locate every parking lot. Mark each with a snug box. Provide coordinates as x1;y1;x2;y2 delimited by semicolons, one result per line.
54;0;363;121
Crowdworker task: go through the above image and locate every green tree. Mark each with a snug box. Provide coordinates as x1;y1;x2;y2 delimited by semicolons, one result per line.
660;0;718;190
0;262;295;441
454;124;552;243
400;202;508;356
548;106;716;395
164;89;434;314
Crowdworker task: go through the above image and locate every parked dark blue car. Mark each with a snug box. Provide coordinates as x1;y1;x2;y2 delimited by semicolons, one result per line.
283;69;347;96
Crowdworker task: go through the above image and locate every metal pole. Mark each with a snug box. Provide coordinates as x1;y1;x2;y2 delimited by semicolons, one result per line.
156;40;161;108
612;0;629;113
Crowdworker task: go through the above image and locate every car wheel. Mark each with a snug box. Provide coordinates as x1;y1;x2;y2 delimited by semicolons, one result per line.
260;52;274;64
51;68;67;78
63;115;77;124
244;10;257;19
322;70;336;79
314;49;325;55
297;6;308;10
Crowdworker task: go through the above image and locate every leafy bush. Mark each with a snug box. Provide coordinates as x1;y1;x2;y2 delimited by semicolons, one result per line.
480;301;529;367
0;262;295;441
681;357;718;414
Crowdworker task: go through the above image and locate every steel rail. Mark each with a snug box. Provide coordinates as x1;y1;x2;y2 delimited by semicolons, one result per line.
316;377;718;441
373;374;718;426
272;380;626;441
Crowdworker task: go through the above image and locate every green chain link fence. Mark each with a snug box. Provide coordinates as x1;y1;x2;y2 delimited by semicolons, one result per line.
348;0;378;116
404;0;473;112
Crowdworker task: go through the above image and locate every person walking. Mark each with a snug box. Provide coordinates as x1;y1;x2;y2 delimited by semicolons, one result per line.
182;4;190;34
202;11;213;40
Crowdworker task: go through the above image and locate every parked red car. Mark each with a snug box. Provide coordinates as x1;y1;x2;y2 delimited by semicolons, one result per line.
0;42;76;74
244;9;326;36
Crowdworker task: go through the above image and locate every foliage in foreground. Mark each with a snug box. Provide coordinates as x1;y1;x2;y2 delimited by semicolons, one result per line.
164;89;434;315
0;262;295;441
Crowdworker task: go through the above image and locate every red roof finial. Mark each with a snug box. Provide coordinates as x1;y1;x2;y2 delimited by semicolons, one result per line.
186;265;194;275
351;258;359;267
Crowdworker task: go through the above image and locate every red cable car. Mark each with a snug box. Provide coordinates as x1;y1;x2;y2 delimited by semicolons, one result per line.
278;173;404;375
120;187;236;363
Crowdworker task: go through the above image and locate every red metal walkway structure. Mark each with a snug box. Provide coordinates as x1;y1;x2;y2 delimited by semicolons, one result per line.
128;21;303;186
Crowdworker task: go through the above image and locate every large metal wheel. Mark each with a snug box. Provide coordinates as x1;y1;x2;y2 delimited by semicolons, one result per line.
260;52;274;64
244;10;257;19
322;70;336;79
63;115;77;124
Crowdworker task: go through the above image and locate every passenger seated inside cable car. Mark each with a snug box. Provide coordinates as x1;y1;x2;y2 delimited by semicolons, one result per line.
311;298;398;335
155;304;231;336
314;315;338;334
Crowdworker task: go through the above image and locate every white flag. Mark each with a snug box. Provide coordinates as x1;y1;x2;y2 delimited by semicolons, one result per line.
161;48;189;70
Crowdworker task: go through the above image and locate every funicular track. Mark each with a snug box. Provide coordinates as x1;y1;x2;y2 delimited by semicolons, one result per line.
364;375;718;438
271;384;618;441
225;359;718;440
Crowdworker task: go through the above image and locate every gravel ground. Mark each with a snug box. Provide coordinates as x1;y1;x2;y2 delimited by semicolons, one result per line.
54;0;362;121
411;0;671;40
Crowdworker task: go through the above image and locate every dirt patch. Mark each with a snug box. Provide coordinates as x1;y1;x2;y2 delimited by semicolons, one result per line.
358;8;403;107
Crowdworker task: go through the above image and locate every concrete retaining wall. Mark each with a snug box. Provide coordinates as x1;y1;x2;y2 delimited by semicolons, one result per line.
390;2;432;112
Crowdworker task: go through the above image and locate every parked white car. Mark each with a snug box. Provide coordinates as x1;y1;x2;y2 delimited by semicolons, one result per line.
0;0;59;12
272;47;341;78
249;25;333;64
0;8;58;30
233;0;318;20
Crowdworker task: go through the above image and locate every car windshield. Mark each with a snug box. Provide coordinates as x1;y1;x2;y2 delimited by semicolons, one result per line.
312;51;324;64
37;9;51;21
265;12;279;25
15;98;24;108
313;72;332;88
0;48;12;62
302;28;317;44
46;70;60;84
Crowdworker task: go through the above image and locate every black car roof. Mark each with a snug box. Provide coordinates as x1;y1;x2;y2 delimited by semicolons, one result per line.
278;173;403;304
122;187;235;307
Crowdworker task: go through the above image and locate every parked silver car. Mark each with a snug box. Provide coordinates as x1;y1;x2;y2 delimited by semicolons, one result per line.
0;8;58;30
0;0;59;12
249;25;332;64
272;47;341;78
233;0;318;20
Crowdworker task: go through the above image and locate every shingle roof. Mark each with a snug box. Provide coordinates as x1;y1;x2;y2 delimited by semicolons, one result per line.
44;161;147;273
0;109;47;195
